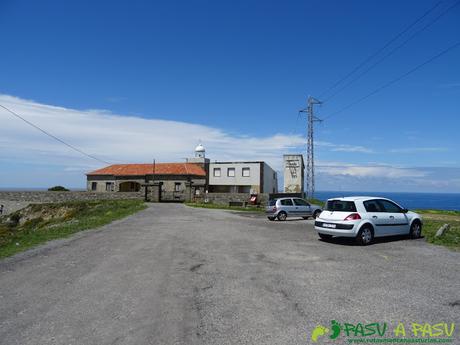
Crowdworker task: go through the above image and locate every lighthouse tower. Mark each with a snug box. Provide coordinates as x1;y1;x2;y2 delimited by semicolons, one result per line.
187;143;210;166
195;143;205;158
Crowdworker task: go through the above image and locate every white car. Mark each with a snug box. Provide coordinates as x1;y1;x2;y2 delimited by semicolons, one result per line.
315;196;422;245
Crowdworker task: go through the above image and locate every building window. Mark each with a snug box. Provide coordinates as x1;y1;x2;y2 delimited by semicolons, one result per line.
91;182;97;191
213;168;221;177
227;168;235;177
242;167;250;177
105;182;114;192
174;182;181;192
273;172;276;179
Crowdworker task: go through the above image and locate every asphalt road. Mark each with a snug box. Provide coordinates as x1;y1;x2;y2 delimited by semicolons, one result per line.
0;204;459;345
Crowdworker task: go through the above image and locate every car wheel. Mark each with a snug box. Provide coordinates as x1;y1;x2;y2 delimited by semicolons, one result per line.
268;217;275;221
313;210;321;219
357;226;373;245
409;221;422;239
319;233;333;240
277;211;287;221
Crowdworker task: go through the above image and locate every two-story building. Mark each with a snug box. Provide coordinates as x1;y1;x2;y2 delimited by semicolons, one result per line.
208;161;277;194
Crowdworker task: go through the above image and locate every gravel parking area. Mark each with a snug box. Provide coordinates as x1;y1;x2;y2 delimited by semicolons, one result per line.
0;203;459;345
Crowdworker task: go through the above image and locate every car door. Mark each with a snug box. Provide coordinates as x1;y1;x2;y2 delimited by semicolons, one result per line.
293;198;310;217
279;198;295;216
363;199;391;236
377;200;409;235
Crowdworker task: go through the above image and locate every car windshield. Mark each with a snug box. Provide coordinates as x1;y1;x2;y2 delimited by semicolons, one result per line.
325;200;357;212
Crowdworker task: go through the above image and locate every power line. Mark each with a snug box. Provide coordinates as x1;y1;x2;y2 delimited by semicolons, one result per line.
323;0;460;102
0;103;112;165
319;0;445;99
322;40;460;120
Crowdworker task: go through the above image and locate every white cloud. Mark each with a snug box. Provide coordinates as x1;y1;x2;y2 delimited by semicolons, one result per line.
0;94;305;174
1;94;458;192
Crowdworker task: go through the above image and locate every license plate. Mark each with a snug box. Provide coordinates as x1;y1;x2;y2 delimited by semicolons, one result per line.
322;223;336;229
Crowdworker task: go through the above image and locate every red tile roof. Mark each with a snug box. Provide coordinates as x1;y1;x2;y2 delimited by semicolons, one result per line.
87;163;206;177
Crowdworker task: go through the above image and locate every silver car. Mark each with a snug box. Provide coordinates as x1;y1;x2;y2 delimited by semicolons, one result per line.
266;197;322;221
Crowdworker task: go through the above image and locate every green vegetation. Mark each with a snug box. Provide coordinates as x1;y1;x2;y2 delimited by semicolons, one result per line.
185;202;263;212
48;185;70;191
307;198;325;206
0;199;146;258
418;210;460;250
186;197;324;212
416;209;460;216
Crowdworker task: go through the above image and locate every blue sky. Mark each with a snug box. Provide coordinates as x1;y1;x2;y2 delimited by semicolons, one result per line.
0;0;459;192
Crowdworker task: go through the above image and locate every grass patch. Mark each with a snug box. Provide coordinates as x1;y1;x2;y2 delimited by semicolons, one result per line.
415;209;460;216
185;202;264;212
307;198;325;206
418;210;460;250
186;197;324;213
0;199;147;258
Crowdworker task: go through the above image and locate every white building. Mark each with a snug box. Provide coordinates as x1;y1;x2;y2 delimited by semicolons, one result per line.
183;143;278;194
208;161;278;194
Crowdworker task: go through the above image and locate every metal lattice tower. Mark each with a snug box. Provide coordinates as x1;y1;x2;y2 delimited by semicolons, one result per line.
300;96;322;199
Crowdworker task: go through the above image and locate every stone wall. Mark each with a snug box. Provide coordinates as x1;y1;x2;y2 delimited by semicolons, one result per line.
196;193;269;207
0;191;142;215
269;192;306;200
0;191;270;215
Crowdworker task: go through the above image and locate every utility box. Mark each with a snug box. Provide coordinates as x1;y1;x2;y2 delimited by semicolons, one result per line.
283;154;305;193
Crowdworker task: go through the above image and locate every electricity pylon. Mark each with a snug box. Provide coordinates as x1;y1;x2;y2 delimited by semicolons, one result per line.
300;96;322;199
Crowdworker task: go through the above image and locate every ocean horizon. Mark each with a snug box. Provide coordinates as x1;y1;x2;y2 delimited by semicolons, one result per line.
314;191;460;211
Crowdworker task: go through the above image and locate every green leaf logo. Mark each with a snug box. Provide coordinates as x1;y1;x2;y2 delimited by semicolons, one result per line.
311;325;329;342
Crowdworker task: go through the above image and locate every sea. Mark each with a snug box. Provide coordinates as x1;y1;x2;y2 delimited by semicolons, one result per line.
314;191;460;211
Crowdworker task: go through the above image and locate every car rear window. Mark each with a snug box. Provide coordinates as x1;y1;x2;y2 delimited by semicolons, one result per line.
325;200;357;212
268;199;277;206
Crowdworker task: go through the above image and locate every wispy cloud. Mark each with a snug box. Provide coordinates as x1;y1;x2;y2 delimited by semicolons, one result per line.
436;82;460;89
390;147;449;153
105;96;127;103
315;162;460;192
316;141;374;153
316;163;426;178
